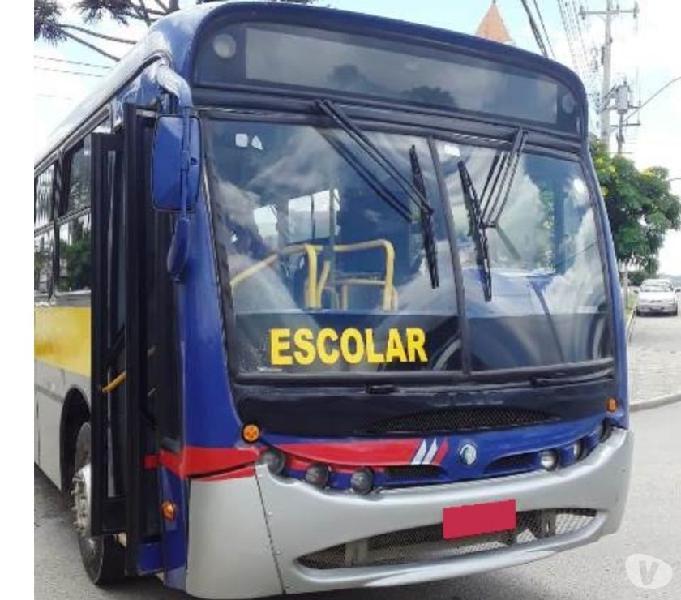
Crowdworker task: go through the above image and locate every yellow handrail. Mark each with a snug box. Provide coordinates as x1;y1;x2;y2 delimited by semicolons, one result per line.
102;371;126;393
230;244;320;308
330;239;395;310
229;239;396;311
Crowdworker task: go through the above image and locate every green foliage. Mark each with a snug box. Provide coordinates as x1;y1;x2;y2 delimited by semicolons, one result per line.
591;140;680;272
35;0;318;45
34;0;65;42
628;270;651;287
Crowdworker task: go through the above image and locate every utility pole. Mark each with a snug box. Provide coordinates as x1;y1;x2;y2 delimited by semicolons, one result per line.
614;79;635;155
580;1;639;152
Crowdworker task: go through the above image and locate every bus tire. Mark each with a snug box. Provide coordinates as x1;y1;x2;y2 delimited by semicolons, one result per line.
73;422;125;585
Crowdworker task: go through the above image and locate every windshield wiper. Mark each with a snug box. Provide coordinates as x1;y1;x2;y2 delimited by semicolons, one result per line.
480;128;527;227
456;128;527;301
315;99;439;288
409;145;439;287
458;160;492;301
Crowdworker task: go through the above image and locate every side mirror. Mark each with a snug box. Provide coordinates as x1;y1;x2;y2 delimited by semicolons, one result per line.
151;115;201;211
632;289;638;294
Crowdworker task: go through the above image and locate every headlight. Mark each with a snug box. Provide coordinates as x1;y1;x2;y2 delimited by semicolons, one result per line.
304;463;330;488
350;468;374;495
259;449;286;475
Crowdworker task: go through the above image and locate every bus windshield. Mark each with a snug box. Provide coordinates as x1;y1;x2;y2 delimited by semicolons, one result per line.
205;120;611;377
206;120;460;374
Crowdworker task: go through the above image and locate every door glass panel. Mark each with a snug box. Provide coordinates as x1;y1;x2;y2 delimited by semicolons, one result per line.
58;214;92;292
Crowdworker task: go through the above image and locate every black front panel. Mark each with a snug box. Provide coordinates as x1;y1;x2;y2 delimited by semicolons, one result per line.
235;377;616;437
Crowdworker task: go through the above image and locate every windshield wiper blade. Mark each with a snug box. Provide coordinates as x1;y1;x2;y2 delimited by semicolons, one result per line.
315;98;439;288
409;145;439;287
458;160;492;301
481;128;527;228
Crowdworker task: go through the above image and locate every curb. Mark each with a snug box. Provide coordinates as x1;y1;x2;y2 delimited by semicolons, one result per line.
631;392;681;413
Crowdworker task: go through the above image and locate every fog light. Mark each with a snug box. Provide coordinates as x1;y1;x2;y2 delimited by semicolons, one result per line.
539;450;558;471
350;468;374;495
571;441;583;461
259;448;285;475
305;463;330;488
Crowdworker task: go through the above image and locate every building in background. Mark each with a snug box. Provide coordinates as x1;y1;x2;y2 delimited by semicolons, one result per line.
475;1;514;44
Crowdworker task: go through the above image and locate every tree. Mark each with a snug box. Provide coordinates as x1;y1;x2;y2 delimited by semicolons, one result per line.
591;140;680;274
34;0;316;60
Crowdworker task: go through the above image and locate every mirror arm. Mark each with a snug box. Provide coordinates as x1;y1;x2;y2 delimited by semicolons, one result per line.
152;63;193;110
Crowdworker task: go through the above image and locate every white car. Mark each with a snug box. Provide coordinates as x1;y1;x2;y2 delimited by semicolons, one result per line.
636;280;679;316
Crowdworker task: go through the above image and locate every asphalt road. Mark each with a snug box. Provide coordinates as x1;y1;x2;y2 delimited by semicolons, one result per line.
35;398;681;600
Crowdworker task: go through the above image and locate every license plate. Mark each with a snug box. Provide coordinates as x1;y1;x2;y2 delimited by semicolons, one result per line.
442;499;517;540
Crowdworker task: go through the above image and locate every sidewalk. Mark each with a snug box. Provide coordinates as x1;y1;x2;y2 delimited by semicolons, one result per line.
628;313;681;412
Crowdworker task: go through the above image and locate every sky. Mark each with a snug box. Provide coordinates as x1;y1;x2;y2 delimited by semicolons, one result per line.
33;0;681;274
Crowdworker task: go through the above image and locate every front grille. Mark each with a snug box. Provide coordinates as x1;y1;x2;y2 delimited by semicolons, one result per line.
383;465;444;480
365;407;556;435
298;509;596;569
485;452;536;474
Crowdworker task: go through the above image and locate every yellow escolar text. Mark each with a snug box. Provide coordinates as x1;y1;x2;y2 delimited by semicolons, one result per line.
269;327;428;366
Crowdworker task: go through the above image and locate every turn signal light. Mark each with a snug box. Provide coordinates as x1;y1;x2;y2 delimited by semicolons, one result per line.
242;424;261;443
606;397;618;413
161;501;177;521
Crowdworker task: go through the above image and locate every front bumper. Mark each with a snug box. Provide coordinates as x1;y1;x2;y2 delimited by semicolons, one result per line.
186;428;632;598
637;303;677;314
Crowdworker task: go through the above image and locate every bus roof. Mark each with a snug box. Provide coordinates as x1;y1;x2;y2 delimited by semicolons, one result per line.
36;2;586;168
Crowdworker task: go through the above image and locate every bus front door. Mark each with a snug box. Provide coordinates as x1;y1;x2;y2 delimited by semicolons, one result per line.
90;105;160;575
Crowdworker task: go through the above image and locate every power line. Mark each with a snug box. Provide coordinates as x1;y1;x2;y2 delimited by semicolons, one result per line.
531;0;555;58
33;55;112;71
520;0;549;57
35;93;75;100
33;66;105;78
625;76;681;123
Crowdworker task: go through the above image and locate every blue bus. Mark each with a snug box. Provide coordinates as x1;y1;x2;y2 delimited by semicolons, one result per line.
34;3;632;597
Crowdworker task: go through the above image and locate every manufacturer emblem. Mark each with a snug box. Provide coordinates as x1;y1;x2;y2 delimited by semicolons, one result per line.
459;443;478;466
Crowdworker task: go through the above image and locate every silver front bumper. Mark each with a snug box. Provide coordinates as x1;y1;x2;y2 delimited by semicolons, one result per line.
638;303;677;313
186;428;632;598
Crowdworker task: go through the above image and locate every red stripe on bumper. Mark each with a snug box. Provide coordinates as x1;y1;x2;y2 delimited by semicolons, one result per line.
278;440;423;466
155;446;259;478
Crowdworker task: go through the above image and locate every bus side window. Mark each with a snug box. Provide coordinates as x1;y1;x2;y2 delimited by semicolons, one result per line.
34;165;56;296
57;142;92;294
35;165;55;229
34;231;55;296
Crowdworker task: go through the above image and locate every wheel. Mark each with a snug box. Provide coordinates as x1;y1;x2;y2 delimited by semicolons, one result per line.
72;422;125;585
